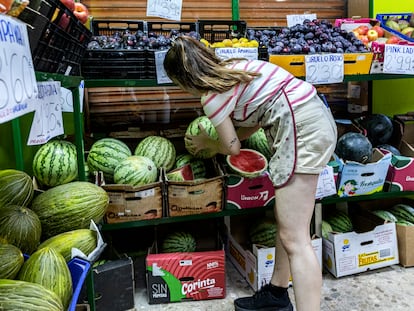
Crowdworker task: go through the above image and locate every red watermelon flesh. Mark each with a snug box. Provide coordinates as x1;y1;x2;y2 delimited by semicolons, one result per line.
166;164;194;181
226;149;268;178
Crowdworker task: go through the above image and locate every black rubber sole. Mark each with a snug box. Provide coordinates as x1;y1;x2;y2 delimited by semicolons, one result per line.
234;302;294;311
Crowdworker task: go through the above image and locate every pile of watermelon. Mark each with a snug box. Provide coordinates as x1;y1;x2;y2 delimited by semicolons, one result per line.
0;167;108;309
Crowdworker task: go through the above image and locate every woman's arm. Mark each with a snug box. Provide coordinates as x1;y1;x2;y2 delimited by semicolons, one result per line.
236;124;261;141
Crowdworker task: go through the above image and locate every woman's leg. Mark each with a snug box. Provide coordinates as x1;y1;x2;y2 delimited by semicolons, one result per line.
271;173;321;311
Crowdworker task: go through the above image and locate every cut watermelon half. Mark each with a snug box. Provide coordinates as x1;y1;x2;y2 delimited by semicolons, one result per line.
226;149;268;178
166;164;194;181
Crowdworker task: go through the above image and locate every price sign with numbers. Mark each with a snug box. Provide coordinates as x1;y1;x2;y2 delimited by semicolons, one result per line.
305;53;344;85
383;44;414;75
286;14;317;27
27;81;64;146
155;50;173;84
215;48;258;60
146;0;182;21
0;15;38;124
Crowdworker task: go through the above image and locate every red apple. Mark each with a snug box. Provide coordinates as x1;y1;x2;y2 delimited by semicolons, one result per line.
386;35;400;44
359;35;369;45
372;25;385;38
73;2;89;24
60;0;75;11
356;25;369;36
367;29;379;42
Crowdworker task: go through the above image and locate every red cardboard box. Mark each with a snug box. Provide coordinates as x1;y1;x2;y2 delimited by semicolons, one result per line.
385;154;414;192
146;248;226;304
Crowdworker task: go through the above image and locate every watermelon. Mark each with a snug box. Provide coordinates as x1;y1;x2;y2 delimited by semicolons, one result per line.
243;128;272;160
335;132;372;163
185;116;218;159
30;181;109;239
113;155;158;186
226;149;268;178
0;279;64;311
248;220;277;247
161;231;197;253
134;136;176;171
0;205;42;254
359;114;393;146
321;220;333;239
37;228;98;262
166;164;194;181
370;209;398;222
87;138;132;183
326;211;353;233
0;243;24;279
175;153;207;179
32;140;78;188
377;144;401;156
390;204;414;223
0;169;34;208
17;247;72;309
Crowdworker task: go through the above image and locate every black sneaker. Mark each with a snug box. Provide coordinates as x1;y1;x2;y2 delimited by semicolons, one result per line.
234;284;294;311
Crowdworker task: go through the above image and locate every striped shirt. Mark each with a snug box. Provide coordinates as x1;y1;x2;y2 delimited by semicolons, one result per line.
201;59;316;127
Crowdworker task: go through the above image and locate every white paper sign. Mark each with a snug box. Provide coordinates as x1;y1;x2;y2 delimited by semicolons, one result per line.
155;50;173;84
146;0;182;21
0;15;38;124
27;81;64;145
305;53;344;84
287;14;317;27
383;44;414;75
315;165;336;199
215;47;258;60
60;81;84;113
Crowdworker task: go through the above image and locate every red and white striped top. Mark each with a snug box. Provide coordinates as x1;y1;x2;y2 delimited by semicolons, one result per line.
201;59;316;126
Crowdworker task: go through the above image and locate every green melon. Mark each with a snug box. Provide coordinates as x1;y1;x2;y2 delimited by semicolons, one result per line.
0;169;34;208
134;136;176;171
0;205;42;254
175;153;207;179
0;243;24;279
243;128;272;160
161;231;197;253
326;211;353;233
32;140;78;188
249;220;277;247
185;116;218;159
114;155;158;186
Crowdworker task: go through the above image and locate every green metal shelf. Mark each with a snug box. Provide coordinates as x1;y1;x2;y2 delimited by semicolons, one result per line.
319;191;414;205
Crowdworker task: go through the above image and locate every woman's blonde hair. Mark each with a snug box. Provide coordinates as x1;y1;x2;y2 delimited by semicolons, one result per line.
163;35;261;93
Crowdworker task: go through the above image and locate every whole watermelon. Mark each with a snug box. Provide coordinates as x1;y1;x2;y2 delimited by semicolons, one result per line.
175;153;207;179
32;140;78;188
30;181;109;239
17;247;72;309
114;155;158;186
335;132;372;163
87;137;132;183
134;136;176;171
161;231;197;253
243;128;272;160
0;205;42;254
0;169;34;208
185;116;218;159
359;114;393;146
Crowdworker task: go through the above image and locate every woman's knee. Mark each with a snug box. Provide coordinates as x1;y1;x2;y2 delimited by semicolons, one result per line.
278;228;310;255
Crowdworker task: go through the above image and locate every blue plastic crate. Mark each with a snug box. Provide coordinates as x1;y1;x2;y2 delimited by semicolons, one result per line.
376;13;414;42
68;257;91;311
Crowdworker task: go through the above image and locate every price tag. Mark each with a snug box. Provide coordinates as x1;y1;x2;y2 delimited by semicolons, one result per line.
315;165;336;199
286;14;317;27
27;81;64;145
305;53;344;85
155;50;173;84
215;48;258;60
60;81;84;113
0;15;38;124
146;0;182;21
383;44;414;75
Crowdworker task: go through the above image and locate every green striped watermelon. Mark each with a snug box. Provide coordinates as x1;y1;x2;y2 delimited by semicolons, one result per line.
0;205;42;254
32;140;78;188
249;220;277;247
162;231;197;253
17;247;72;309
370;209;398;222
326;211;353;233
185;116;218;159
0;169;34;208
243;128;272;160
134;136;176;171
30;181;109;239
114;155;158;186
87;138;132;183
175;153;207;179
390;204;414;223
322;220;333;239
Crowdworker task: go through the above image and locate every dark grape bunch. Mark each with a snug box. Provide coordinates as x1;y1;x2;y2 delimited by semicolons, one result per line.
87;29;201;50
247;19;371;55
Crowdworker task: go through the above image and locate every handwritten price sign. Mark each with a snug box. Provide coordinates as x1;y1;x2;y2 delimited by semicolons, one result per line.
0;15;38;124
27;81;64;146
305;53;344;84
286;14;317;27
155;50;173;84
146;0;182;21
383;44;414;75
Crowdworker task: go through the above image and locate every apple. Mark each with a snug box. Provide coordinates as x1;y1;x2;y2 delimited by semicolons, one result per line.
60;0;75;11
372;25;385;38
57;12;71;30
359;35;369;45
73;2;89;24
356;25;369;36
0;0;13;13
367;29;378;42
386;35;400;44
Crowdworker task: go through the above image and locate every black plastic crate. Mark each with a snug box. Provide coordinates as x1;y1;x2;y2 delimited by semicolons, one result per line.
90;20;146;37
198;20;247;43
146;21;198;37
17;0;92;75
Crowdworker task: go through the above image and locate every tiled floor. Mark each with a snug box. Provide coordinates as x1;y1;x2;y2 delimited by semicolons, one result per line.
133;260;414;311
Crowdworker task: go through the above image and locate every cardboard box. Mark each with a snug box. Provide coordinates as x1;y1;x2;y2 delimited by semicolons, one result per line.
102;178;164;224
322;222;399;278
268;52;373;77
77;257;135;311
146;246;226;304
166;160;225;217
396;224;414;267
225;171;275;209
385;154;414;192
336;149;392;197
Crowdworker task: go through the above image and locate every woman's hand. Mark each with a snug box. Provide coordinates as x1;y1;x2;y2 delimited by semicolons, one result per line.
184;123;217;156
